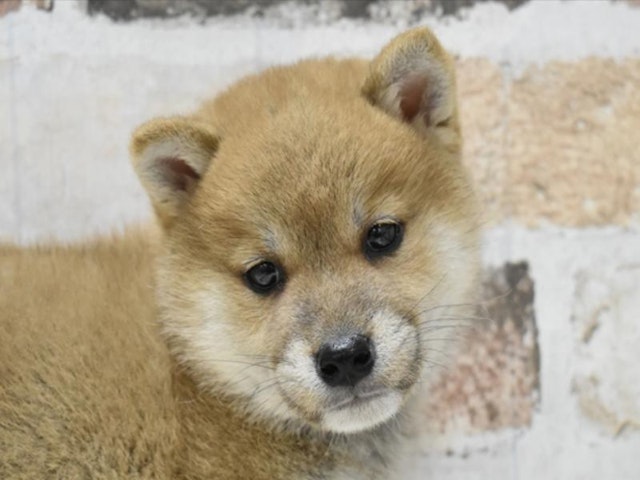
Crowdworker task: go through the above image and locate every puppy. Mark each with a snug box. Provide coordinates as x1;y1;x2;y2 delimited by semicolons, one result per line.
0;27;479;479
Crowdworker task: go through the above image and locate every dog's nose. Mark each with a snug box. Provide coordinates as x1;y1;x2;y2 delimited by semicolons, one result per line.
316;334;375;387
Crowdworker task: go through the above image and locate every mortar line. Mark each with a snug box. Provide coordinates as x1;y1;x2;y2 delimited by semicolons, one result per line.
7;11;21;243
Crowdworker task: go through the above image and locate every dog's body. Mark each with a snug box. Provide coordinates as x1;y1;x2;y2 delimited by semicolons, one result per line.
0;29;479;479
0;233;399;478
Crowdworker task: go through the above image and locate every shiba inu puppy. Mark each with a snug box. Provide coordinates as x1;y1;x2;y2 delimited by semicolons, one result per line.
0;27;479;479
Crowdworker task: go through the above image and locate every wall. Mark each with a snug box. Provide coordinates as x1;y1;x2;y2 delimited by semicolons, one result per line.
1;1;639;478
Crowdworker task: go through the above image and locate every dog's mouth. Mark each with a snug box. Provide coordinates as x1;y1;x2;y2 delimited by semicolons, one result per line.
321;388;404;433
326;389;387;412
276;379;404;434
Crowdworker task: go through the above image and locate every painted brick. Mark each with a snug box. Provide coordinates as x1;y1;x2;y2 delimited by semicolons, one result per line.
422;262;539;433
571;264;640;436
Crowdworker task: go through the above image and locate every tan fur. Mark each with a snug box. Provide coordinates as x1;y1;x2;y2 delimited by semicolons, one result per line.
0;28;480;479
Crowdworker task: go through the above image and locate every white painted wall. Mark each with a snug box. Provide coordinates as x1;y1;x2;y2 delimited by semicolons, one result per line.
1;1;639;478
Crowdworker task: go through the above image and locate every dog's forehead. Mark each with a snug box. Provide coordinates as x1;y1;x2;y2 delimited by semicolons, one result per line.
223;110;421;209
191;103;457;267
243;168;360;263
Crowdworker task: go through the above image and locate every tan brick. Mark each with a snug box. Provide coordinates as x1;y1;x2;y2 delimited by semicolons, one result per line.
457;58;508;226
0;0;21;17
0;0;53;16
457;58;640;227
506;59;640;226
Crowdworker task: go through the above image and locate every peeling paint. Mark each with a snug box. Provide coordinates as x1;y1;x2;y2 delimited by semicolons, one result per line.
571;266;640;436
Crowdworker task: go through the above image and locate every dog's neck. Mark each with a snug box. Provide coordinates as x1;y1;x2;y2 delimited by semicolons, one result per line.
168;363;408;479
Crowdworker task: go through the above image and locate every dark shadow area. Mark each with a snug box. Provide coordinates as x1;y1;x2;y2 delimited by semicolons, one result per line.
86;0;530;22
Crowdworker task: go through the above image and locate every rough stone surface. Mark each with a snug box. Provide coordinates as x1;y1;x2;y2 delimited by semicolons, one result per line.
423;262;539;433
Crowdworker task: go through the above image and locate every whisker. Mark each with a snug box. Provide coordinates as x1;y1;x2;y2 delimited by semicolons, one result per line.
423;318;475;324
405;274;447;315
421;336;459;343
424;345;457;359
418;325;471;334
412;289;511;317
234;353;274;359
422;358;451;370
416;314;493;326
413;301;481;315
249;378;282;400
205;358;275;370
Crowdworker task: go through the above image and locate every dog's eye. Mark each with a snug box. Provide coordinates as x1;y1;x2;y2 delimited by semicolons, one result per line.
244;261;284;294
364;221;404;260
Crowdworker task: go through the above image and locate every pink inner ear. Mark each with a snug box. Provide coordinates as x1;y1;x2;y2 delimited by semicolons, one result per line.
158;157;200;192
399;75;430;125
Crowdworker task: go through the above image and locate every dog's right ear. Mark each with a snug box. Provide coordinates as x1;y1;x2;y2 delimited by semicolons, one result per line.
130;116;220;227
362;27;459;149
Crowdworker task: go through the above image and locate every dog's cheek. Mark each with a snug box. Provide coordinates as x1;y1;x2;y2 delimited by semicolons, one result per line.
369;311;420;387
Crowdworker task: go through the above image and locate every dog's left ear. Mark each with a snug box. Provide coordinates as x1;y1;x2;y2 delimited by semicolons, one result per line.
362;27;459;148
130;116;220;228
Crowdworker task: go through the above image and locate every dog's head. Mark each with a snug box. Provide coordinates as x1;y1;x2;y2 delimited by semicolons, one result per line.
131;28;479;434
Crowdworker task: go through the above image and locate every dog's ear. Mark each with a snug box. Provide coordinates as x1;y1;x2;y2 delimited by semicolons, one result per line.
362;27;459;148
130;116;220;227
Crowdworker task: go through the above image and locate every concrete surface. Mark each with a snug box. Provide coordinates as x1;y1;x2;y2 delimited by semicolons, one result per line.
1;1;639;478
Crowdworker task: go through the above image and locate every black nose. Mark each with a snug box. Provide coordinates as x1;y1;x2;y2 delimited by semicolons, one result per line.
316;335;375;387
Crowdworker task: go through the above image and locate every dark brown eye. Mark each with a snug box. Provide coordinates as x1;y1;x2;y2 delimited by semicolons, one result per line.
364;221;403;260
244;261;284;294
